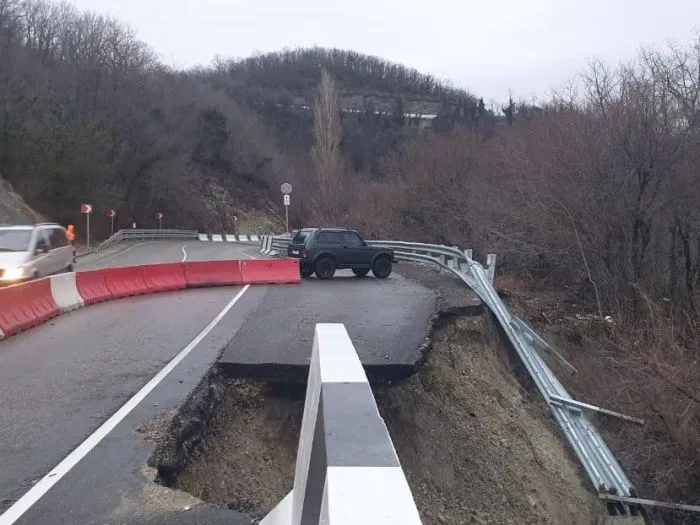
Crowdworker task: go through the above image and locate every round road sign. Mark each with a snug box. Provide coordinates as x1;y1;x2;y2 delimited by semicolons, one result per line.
281;182;292;195
156;212;164;220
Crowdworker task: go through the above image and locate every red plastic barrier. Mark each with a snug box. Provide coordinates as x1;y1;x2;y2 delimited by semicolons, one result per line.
76;269;112;305
103;266;149;299
0;282;39;336
240;258;301;284
22;277;60;323
142;263;187;293
184;260;244;288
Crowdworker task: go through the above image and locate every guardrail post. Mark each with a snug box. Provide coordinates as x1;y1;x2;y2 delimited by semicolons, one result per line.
485;253;497;284
465;249;473;260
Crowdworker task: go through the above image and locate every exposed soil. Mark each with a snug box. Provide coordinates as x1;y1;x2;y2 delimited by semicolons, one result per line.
147;266;612;524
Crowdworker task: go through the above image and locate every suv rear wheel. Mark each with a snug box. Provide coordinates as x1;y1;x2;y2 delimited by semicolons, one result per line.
300;265;314;278
371;256;392;279
314;257;336;280
352;268;370;277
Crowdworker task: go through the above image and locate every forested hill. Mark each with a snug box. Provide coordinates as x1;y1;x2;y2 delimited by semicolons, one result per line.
196;48;490;170
0;0;485;234
209;48;474;114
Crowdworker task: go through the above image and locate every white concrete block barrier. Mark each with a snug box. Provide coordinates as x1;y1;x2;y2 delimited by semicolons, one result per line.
261;324;423;525
49;272;85;313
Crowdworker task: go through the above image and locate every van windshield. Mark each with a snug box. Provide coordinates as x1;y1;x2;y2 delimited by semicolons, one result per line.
0;229;32;251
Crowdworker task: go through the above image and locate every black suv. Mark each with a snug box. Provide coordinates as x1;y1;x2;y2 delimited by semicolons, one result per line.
286;227;396;279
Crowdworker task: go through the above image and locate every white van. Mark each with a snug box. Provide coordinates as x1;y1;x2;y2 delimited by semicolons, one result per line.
0;223;74;285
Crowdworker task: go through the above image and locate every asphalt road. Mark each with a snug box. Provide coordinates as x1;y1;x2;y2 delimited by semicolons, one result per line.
220;269;436;381
0;240;446;524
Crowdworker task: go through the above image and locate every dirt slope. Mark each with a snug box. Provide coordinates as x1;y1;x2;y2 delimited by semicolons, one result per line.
0;177;43;224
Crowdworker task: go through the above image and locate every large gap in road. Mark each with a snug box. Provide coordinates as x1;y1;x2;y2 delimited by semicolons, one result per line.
144;306;609;525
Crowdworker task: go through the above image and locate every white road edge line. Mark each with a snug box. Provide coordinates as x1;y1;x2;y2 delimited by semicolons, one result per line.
181;244;188;262
0;284;252;525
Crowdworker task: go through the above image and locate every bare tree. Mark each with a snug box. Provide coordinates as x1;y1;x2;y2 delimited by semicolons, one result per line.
308;69;345;223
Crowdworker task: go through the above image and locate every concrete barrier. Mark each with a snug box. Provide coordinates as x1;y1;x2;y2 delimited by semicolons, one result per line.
261;324;423;525
240;259;300;284
49;273;85;313
0;258;300;341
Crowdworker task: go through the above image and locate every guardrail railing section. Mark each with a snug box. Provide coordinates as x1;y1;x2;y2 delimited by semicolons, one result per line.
260;324;423;525
258;235;648;517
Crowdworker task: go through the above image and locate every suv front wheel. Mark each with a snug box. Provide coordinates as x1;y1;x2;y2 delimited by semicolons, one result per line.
314;257;336;280
372;256;392;279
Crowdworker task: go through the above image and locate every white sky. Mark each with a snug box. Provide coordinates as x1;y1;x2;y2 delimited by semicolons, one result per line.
70;0;700;104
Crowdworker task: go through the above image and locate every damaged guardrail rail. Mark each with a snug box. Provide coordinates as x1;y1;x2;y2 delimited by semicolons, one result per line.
263;234;700;519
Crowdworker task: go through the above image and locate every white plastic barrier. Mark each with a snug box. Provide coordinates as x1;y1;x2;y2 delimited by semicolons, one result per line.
261;324;423;525
224;234;236;242
250;234;260;242
49;273;85;313
238;234;249;242
198;233;209;241
211;234;223;242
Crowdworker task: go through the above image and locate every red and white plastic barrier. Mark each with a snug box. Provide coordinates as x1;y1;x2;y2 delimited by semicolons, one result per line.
0;258;300;340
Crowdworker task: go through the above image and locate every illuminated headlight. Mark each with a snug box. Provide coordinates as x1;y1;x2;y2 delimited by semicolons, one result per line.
1;267;26;281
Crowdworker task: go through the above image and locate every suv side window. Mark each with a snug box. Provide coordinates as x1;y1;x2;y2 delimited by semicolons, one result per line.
49;227;67;248
342;232;363;246
316;232;340;245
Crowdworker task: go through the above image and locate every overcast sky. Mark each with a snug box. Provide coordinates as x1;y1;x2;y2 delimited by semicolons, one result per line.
69;0;700;104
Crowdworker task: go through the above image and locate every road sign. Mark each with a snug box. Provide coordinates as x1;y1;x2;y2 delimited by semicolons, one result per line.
281;182;292;195
283;194;290;206
106;209;116;236
156;212;164;220
81;204;93;214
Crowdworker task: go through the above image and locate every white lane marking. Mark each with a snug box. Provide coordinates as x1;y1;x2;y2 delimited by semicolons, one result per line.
0;285;251;525
181;244;188;262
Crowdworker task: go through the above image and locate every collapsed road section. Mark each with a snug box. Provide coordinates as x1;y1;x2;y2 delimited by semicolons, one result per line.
146;268;613;525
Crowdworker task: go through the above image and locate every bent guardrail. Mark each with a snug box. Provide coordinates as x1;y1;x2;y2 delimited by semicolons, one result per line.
261;234;646;518
261;323;423;525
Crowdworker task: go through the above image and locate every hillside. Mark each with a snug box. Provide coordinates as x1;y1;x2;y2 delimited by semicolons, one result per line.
0;0;487;233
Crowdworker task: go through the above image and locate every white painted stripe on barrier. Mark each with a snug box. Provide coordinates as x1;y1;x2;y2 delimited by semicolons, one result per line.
238;234;249;242
263;323;423;525
211;234;223;242
259;492;292;525
198;233;209;241
323;467;423;524
250;234;259;242
0;327;5;341
49;273;85;313
224;234;237;242
315;324;366;384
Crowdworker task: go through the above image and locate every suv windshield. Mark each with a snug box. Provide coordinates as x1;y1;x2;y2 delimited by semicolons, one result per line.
0;229;32;251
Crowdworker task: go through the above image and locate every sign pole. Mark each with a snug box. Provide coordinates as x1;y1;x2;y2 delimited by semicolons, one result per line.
110;214;114;237
86;212;90;248
280;182;292;234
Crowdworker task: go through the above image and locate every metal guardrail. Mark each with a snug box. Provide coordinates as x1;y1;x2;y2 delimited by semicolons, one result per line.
264;234;644;517
89;229;200;252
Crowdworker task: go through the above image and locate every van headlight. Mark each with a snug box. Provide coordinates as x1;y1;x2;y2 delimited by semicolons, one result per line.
1;267;26;281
